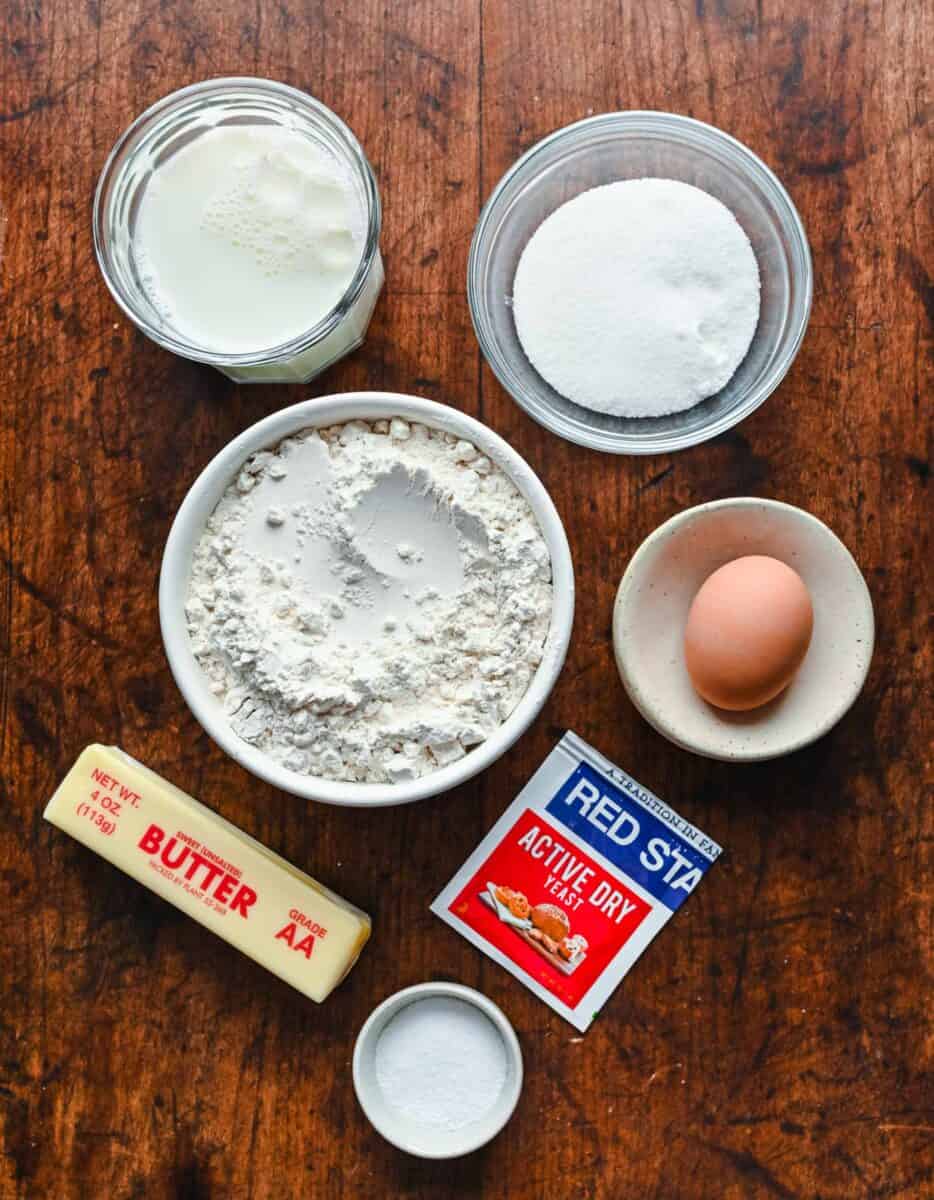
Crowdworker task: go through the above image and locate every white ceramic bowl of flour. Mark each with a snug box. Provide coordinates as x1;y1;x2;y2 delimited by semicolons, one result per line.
160;393;574;806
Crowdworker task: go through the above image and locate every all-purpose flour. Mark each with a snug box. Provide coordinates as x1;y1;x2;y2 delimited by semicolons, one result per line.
513;178;761;418
186;419;553;783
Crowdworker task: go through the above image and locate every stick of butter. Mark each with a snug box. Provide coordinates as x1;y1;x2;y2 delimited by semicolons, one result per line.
44;745;371;1002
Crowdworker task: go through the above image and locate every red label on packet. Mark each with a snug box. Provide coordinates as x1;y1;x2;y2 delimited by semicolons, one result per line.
432;732;722;1031
447;807;652;1009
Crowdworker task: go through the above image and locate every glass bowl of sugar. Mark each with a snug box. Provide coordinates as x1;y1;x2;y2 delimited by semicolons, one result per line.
468;111;812;455
93;77;383;383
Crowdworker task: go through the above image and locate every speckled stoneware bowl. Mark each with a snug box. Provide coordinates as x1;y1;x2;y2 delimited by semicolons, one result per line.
613;498;874;761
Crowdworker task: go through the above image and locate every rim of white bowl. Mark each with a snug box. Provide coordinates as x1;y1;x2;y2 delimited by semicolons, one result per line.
352;982;523;1158
613;498;875;761
159;392;574;806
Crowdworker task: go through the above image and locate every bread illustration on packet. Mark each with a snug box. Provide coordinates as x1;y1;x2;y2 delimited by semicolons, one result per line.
482;883;589;975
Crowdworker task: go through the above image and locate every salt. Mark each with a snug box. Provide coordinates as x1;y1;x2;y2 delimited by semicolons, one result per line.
374;997;508;1131
512;177;761;419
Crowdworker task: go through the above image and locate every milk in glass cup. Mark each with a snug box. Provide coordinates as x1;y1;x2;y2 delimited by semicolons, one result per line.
93;77;383;383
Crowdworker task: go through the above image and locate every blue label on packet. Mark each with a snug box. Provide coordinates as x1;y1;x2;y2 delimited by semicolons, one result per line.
545;761;714;911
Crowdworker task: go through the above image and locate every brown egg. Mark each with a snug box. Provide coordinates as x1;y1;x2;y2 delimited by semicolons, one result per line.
684;555;814;711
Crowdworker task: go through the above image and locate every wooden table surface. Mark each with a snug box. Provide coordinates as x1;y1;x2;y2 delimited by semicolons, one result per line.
1;2;931;1197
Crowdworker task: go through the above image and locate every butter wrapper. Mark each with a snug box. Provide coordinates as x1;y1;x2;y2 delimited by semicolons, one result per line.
44;745;370;1004
431;731;722;1031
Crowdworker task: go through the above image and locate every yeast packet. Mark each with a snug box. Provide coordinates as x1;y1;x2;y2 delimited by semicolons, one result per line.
431;732;722;1031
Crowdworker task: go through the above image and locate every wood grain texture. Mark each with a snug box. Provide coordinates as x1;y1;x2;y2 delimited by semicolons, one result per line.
0;1;931;1197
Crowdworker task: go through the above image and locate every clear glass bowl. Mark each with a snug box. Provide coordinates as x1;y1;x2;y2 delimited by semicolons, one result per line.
93;77;383;384
468;112;812;454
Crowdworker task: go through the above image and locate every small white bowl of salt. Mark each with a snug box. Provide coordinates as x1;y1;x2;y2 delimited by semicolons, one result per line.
352;982;523;1158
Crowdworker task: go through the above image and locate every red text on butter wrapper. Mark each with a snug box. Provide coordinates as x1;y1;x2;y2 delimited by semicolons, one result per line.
274;910;328;959
138;824;257;918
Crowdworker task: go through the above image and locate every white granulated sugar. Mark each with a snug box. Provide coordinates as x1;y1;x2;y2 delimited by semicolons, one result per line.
374;997;507;1131
186;418;553;783
512;178;761;418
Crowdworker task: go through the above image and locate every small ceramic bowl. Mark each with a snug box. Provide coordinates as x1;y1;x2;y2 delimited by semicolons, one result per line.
352;982;523;1158
613;499;874;761
159;392;574;806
